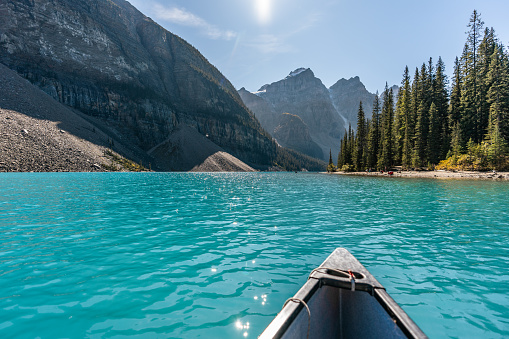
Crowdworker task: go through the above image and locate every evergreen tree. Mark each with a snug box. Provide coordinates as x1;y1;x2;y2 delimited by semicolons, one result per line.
486;121;507;169
337;131;346;169
411;67;421;123
366;94;381;169
353;101;367;171
449;57;463;129
394;69;406;165
413;102;426;167
449;122;463;162
410;67;421;165
378;84;394;169
434;57;450;158
327;149;335;172
427;57;436;108
486;44;509;140
427;103;441;165
347;124;354;166
460;10;485;143
419;63;431;143
478;27;497;140
339;124;354;168
397;66;413;169
402;118;413;169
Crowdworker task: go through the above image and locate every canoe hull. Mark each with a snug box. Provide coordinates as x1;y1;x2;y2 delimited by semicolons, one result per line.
259;248;427;339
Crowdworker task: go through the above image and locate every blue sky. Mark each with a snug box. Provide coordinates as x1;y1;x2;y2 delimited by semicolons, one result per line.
127;0;509;94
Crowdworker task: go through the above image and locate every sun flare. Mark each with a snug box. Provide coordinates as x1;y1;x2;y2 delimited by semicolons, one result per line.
256;0;271;24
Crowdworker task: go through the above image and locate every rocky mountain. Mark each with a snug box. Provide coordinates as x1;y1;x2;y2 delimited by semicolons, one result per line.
329;76;377;130
245;68;345;162
239;69;389;161
1;0;318;171
273;113;323;160
238;87;280;137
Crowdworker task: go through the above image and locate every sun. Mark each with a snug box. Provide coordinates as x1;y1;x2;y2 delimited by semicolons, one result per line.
256;0;271;24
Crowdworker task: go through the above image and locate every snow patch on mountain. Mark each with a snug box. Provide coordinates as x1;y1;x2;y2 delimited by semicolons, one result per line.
285;68;308;79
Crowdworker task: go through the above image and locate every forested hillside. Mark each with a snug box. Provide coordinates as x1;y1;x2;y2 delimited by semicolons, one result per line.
335;10;509;172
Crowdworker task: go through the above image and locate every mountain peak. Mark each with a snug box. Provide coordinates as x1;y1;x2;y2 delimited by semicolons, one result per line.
285;68;312;79
330;76;363;90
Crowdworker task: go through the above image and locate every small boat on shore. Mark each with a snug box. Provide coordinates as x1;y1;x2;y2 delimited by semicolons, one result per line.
259;248;427;339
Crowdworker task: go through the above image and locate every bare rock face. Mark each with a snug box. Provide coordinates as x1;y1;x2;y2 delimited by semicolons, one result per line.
273;113;323;160
252;68;345;162
0;0;275;168
329;76;377;130
238;87;280;136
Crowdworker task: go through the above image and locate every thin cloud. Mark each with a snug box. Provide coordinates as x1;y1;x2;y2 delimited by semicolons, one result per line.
245;34;295;54
153;4;236;40
244;13;320;55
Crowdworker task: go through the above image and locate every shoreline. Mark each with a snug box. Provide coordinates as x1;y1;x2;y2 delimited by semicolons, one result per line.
328;170;509;180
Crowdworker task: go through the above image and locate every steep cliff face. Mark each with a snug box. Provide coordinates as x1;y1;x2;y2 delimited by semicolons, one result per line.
254;68;345;161
238;88;280;136
0;0;275;167
0;63;150;172
329;76;377;130
273;113;323;160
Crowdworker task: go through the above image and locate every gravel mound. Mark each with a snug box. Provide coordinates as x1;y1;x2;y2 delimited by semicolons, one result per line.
148;125;255;172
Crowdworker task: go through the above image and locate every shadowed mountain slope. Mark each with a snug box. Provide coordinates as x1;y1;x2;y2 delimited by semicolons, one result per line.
0;0;288;170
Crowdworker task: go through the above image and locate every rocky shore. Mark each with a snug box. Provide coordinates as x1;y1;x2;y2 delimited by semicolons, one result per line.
330;170;509;180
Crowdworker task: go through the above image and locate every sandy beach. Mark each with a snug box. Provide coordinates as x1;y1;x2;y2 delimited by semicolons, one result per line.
329;170;509;180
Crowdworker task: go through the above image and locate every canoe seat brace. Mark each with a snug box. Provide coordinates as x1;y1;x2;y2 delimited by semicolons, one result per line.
308;267;379;296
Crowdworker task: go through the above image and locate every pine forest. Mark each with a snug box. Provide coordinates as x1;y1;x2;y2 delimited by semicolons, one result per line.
333;10;509;172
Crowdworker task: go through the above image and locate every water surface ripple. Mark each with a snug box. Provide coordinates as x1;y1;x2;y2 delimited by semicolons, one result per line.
1;173;508;338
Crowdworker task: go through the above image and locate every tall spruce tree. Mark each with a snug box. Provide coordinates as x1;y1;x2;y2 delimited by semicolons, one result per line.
486;44;509;138
434;57;450;158
460;10;485;143
337;130;346;169
419;63;431;145
409;63;431;167
485;44;509;168
378;84;395;169
367;94;381;169
427;57;436;107
450;122;463;162
449;57;463;130
427;103;441;165
413;102;427;167
353;101;367;171
341;124;354;167
478;27;497;141
328;149;335;172
393;73;404;165
396;66;413;169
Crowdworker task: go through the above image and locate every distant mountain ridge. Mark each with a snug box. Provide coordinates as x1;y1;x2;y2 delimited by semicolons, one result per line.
329;76;377;128
239;69;385;161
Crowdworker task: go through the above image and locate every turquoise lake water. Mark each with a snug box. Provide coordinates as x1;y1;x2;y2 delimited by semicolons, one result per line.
1;172;508;338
